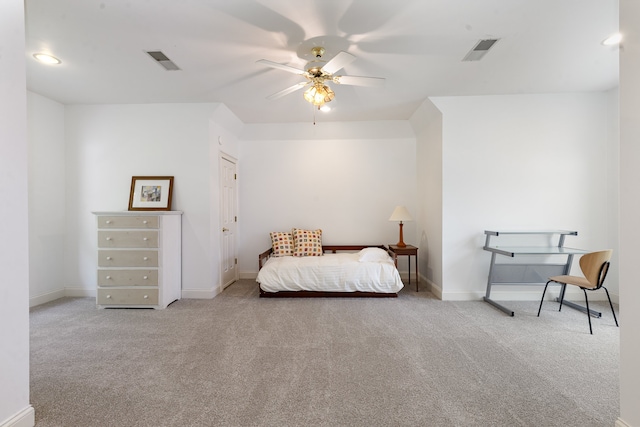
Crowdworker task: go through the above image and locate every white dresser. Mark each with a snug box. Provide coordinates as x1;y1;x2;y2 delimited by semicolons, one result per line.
93;211;183;309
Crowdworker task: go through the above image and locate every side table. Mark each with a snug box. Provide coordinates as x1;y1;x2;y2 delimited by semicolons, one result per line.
388;245;419;291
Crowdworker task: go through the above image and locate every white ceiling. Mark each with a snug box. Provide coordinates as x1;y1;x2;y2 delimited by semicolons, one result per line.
25;0;619;124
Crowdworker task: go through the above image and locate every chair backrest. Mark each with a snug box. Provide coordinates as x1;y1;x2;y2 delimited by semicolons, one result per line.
579;249;613;289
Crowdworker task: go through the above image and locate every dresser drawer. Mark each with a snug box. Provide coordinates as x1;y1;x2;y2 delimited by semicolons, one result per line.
97;269;158;286
98;216;158;229
98;230;158;248
97;288;159;306
98;250;158;267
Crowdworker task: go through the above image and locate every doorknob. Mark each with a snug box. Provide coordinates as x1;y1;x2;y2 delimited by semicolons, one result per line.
222;227;229;232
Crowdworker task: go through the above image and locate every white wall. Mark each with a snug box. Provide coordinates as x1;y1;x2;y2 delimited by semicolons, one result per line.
618;1;640;425
55;96;614;301
238;120;417;277
431;92;618;301
63;103;225;298
27;92;66;306
410;99;444;297
0;1;35;425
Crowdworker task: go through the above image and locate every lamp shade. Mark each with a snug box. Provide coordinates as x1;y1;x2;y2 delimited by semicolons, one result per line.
389;206;413;222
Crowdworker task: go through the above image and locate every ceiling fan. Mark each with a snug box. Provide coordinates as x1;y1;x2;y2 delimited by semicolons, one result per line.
257;47;385;109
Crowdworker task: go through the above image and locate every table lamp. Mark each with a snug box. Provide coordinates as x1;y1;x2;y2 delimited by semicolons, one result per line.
389;206;412;248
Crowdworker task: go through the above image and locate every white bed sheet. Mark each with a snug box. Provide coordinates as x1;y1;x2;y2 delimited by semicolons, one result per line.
256;252;404;294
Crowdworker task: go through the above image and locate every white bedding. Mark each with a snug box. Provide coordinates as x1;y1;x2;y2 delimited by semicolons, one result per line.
256;251;404;294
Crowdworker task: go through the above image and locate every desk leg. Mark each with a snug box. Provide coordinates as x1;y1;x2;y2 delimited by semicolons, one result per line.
556;283;602;317
559;300;602;318
408;256;411;286
483;252;515;316
483;297;515;317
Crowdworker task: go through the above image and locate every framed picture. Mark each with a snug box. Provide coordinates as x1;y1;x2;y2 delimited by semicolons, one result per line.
128;176;174;211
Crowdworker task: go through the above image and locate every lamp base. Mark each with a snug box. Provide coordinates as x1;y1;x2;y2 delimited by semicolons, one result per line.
395;222;406;248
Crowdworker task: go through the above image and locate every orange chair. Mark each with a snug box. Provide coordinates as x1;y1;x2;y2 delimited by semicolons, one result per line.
537;250;618;334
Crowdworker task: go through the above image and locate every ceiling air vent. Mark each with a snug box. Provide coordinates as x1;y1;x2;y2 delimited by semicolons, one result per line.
146;51;180;71
462;38;499;61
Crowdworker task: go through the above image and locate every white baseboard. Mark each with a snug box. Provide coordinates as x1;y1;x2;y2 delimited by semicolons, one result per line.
0;406;35;427
615;418;632;427
239;271;617;304
30;287;93;307
420;275;441;299
181;286;220;299
29;289;65;307
65;287;94;298
25;278;615;307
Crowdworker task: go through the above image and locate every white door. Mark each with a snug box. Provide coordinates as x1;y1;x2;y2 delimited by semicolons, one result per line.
220;155;238;288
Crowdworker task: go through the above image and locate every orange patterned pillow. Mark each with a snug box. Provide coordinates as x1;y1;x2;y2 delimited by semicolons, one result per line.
292;228;323;257
270;231;294;257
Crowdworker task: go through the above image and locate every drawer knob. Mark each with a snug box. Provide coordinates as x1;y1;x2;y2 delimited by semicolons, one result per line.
143;237;148;241
143;220;148;224
105;275;111;280
143;295;148;299
143;276;148;280
143;257;149;261
106;237;112;241
105;220;112;224
106;294;111;299
106;256;112;260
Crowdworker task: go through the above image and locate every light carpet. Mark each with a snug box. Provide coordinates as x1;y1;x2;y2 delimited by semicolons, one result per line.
30;280;619;426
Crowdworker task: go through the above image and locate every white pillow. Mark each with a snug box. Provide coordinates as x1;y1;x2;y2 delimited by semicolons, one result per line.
358;247;390;262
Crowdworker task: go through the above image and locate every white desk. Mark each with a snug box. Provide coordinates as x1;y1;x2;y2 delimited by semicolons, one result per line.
483;230;593;316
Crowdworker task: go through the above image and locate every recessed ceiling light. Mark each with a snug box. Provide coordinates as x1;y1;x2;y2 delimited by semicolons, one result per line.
602;33;622;46
33;53;61;64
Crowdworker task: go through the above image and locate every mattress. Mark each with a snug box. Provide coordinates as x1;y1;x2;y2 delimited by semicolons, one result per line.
256;251;404;294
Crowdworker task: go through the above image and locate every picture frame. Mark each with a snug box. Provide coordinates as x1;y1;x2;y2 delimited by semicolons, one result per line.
128;176;174;211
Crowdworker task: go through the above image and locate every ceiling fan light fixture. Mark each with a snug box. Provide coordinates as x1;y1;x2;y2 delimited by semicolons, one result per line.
303;83;334;107
259;47;384;110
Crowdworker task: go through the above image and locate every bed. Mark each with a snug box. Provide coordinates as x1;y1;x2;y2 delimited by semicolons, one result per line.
257;245;404;297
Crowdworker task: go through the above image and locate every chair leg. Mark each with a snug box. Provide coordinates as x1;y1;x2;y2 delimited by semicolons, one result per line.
558;284;565;312
538;281;551;317
582;288;593;335
603;286;619;327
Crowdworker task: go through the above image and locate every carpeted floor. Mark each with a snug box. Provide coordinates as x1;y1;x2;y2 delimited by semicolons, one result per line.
30;280;619;426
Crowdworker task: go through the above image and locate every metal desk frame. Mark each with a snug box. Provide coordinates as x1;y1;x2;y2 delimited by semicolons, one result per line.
483;230;598;317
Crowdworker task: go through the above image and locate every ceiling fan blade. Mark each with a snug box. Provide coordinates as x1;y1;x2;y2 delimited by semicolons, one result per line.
321;51;356;74
332;75;385;87
256;59;308;76
266;82;309;100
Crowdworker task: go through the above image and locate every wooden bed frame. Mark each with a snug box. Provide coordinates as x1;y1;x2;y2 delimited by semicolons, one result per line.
257;245;399;298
